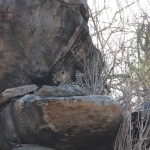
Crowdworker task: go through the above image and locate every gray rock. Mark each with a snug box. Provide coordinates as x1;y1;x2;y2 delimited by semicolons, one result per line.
34;85;92;97
0;0;97;93
2;84;39;99
12;144;55;150
0;94;122;150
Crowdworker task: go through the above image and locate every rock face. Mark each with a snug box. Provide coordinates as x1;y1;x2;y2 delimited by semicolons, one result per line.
0;89;122;150
0;0;94;93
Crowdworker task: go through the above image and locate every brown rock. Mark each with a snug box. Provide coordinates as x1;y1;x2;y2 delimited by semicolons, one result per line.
0;94;122;150
0;93;8;106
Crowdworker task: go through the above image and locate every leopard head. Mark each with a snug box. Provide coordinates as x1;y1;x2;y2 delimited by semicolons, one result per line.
53;71;72;86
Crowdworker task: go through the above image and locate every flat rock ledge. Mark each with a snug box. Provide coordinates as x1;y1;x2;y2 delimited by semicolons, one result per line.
0;86;122;150
0;84;39;106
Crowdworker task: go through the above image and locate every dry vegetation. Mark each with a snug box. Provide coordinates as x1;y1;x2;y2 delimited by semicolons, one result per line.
87;0;150;149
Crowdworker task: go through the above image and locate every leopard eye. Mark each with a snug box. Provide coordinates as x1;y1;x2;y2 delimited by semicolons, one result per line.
62;71;65;74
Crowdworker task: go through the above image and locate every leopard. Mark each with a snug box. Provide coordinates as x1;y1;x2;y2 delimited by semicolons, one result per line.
53;70;73;86
53;70;89;90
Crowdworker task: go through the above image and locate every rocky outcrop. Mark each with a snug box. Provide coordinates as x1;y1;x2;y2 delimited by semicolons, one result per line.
0;0;120;149
0;85;122;150
0;0;97;93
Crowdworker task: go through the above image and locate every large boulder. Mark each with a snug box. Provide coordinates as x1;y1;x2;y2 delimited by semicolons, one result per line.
0;0;97;93
0;90;122;150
